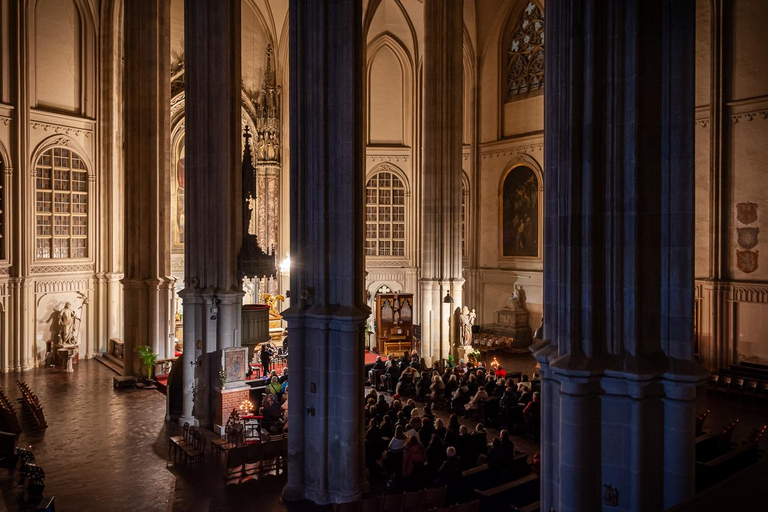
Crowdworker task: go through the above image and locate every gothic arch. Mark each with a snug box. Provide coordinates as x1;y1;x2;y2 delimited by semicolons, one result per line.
27;0;98;116
367;33;415;146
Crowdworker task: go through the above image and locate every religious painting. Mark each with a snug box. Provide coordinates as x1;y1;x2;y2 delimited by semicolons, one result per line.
223;347;248;384
500;165;540;258
172;134;185;251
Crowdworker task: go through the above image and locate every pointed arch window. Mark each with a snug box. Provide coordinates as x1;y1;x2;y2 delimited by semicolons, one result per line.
365;170;407;257
461;177;469;260
0;155;4;259
506;2;544;100
35;148;88;259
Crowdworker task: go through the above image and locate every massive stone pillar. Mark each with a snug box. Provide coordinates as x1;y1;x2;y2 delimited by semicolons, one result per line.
419;0;464;365
179;0;243;427
123;0;175;376
282;0;368;504
533;1;707;511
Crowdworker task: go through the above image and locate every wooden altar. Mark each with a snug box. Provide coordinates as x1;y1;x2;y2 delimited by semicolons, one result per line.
374;293;414;355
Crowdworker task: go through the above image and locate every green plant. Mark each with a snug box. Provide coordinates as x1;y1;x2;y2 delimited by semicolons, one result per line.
137;345;158;381
447;354;456;368
220;368;227;387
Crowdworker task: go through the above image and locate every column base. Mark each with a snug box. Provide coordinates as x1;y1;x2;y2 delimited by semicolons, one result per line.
178;415;199;427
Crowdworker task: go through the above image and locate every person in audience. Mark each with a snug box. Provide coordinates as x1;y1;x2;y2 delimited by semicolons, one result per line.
426;433;445;469
464;385;488;417
500;386;520;409
386;399;401;423
430;373;445;404
397;411;409;430
442;367;453;386
434;418;447;441
376;394;389;417
455;425;473;465
524;391;541;440
388;425;407;452
381;355;399;392
499;429;515;462
444;374;460;398
496;365;507;379
486;438;505;470
366;386;378;402
485;374;497;396
280;371;289;395
467;373;479;396
372;355;386;371
422;404;435;422
380;415;395;440
445;414;461;447
451;385;471;413
472;423;489;455
493;378;507;397
419;416;435;446
518;383;533;405
406;417;421;438
268;375;282;396
403;398;416;419
437;446;463;486
260;343;273;375
402;435;427;489
397;365;418;396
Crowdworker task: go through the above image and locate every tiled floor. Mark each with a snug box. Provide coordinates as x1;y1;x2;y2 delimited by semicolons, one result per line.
0;356;765;511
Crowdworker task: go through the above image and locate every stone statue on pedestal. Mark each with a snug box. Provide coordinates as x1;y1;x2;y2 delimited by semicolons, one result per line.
57;302;78;346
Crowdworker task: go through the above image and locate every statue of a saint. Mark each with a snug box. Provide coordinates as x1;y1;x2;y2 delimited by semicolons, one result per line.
460;306;474;347
266;133;276;160
256;134;267;160
503;285;526;311
246;193;256;235
57;302;77;346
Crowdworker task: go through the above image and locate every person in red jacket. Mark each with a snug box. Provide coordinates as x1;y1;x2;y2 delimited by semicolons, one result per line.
402;435;427;489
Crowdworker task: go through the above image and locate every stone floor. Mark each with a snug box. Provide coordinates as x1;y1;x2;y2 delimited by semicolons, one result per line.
0;356;764;511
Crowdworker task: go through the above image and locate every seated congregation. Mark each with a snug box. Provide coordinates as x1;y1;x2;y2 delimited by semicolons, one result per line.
355;352;542;511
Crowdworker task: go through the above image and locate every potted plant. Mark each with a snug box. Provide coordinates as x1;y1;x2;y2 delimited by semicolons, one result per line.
137;345;158;385
219;368;227;389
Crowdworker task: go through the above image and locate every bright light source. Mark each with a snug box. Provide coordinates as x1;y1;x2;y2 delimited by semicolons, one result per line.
279;254;291;273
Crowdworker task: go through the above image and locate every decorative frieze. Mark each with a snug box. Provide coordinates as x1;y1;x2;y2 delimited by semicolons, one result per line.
0;117;10;126
366;154;410;163
731;109;768;123
731;284;768;303
30;264;94;274
365;259;410;268
30;121;93;138
479;142;543;160
35;279;91;294
695;118;710;128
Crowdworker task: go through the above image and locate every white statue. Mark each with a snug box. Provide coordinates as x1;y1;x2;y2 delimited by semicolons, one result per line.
460;306;475;347
246;193;257;235
57;302;78;346
504;285;526;311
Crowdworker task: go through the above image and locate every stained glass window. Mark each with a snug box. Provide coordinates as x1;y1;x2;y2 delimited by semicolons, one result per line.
507;2;544;100
365;170;406;257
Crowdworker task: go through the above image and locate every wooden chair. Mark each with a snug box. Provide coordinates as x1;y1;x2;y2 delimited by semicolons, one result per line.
380;493;404;512
422;485;447;510
243;442;264;479
402;489;424;512
745;380;759;401
360;496;382;512
333;502;362;512
454;501;479;512
224;446;248;484
715;375;731;397
707;374;719;395
169;422;191;462
729;377;746;399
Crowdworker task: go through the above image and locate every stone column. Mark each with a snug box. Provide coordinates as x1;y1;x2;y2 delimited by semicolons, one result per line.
180;0;243;427
533;1;707;511
419;0;464;366
123;0;174;376
282;0;368;504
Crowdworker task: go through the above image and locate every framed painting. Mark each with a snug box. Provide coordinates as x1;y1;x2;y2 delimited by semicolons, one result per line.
499;163;542;259
223;347;248;384
171;134;185;252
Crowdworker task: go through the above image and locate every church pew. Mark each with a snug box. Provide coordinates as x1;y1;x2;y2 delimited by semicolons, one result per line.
474;473;539;512
696;442;760;490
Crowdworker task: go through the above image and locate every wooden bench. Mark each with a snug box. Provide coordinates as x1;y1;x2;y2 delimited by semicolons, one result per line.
0;387;21;434
475;473;540;511
15;380;47;429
